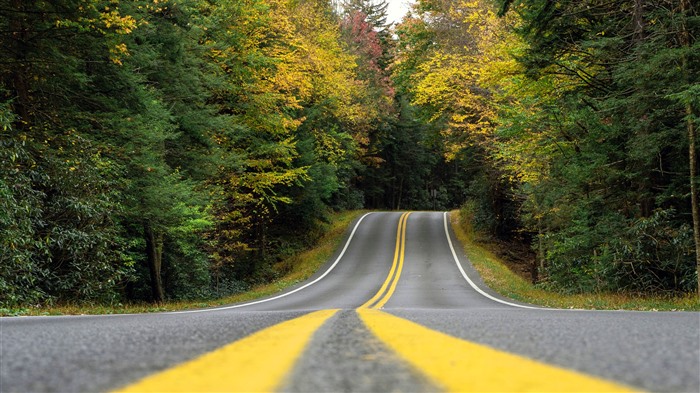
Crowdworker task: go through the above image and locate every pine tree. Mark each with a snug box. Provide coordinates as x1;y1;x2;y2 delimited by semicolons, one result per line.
342;0;391;31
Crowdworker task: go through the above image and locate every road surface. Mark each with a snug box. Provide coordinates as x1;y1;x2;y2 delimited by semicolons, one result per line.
1;212;698;392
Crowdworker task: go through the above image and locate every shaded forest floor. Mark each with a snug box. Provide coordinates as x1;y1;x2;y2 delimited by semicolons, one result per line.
480;237;536;283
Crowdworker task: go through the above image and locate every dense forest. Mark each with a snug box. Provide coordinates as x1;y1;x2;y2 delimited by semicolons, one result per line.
1;0;697;307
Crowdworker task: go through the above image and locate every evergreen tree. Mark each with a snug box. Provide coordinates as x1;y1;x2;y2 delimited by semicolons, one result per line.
342;0;391;31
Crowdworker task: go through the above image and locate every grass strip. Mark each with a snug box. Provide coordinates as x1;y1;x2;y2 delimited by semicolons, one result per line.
449;210;700;311
1;210;366;317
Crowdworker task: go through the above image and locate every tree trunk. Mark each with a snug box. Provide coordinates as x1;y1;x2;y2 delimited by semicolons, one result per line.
396;177;404;210
145;223;165;303
679;0;700;296
632;0;645;43
259;220;267;260
688;101;700;297
688;105;700;297
535;220;545;283
7;0;31;124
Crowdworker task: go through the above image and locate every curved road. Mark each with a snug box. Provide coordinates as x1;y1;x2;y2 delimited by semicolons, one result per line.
1;212;698;392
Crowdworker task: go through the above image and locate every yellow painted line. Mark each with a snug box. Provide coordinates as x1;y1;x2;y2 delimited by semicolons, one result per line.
359;212;410;309
373;212;410;309
115;309;338;393
358;309;637;392
358;212;406;309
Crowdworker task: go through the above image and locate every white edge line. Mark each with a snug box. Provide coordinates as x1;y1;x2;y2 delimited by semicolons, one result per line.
443;211;541;310
168;212;374;314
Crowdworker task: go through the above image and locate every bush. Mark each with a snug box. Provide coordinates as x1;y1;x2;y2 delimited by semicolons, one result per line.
606;209;696;293
542;209;696;294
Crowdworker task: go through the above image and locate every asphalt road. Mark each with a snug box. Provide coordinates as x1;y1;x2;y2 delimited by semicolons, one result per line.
1;211;698;392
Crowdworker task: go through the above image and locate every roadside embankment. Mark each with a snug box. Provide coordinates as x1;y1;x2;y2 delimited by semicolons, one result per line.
449;210;700;311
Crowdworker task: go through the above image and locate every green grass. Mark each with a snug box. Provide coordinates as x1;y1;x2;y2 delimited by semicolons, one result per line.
1;210;367;317
449;210;700;311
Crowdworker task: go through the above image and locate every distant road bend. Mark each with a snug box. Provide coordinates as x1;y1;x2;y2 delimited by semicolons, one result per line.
1;212;699;392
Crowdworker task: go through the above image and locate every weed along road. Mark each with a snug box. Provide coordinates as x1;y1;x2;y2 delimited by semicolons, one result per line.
1;212;699;392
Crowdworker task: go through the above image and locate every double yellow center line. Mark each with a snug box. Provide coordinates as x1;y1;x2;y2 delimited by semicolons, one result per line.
360;211;411;309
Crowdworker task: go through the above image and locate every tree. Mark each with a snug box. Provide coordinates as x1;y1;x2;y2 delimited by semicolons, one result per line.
342;0;391;31
117;0;218;302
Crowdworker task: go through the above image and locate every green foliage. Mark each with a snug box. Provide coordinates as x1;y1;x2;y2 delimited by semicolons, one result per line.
607;210;696;293
0;100;49;306
162;207;215;300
